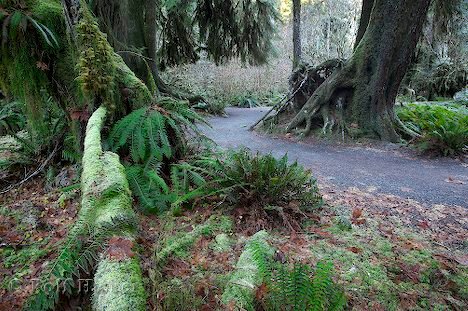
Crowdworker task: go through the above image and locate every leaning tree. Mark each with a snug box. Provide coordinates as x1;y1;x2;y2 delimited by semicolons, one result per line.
286;0;432;142
0;0;279;162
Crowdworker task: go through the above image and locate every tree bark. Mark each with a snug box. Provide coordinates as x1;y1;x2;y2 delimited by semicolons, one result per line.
292;0;302;69
144;0;159;91
354;0;374;50
126;0;148;80
287;0;431;142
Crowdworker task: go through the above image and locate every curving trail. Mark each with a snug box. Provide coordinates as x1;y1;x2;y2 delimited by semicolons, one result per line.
202;107;467;207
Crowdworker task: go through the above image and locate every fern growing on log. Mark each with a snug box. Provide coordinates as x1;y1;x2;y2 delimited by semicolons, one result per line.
107;97;207;213
108;97;205;163
222;230;346;311
24;215;138;311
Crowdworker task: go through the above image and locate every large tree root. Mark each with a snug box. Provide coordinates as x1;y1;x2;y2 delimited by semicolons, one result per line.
285;61;401;142
286;68;353;136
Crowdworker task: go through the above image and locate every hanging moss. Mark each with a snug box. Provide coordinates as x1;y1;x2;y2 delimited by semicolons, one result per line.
0;0;68;137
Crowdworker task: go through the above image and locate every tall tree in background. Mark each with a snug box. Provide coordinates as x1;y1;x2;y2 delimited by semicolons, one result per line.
292;0;302;68
287;0;431;141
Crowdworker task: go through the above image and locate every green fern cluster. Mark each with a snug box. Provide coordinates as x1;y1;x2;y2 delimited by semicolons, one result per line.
397;103;468;155
264;261;347;311
108;97;205;163
176;149;323;213
107;97;206;213
24;215;137;311
0;100;25;135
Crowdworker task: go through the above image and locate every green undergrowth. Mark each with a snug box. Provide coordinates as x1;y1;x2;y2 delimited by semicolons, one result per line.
306;213;467;310
167;149;323;227
0;206;50;292
397;102;468;156
144;202;465;310
0;240;49;291
154;214;233;265
148;212;346;311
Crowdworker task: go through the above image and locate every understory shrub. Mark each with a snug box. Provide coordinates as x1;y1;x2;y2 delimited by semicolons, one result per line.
223;230;346;311
397;103;468;156
107;97;207;213
411;60;467;100
171;149;323;224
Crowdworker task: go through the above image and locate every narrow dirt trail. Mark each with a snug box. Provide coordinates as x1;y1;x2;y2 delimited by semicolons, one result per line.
202;107;467;207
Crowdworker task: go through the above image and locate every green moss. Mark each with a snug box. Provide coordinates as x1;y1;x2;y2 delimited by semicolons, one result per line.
210;233;233;252
93;258;146;311
221;230;273;311
77;8;118;109
156;215;233;264
114;54;152;109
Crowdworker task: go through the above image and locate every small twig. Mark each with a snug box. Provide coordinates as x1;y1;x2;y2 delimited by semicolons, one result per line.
249;75;308;131
116;50;155;62
0;141;59;195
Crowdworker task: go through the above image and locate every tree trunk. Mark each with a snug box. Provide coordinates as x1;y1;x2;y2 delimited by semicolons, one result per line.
292;0;302;69
126;0;148;81
101;0;204;104
354;0;374;50
287;0;431;142
144;0;159;91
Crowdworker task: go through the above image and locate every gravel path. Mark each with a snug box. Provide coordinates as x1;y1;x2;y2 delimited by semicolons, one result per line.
202;107;467;207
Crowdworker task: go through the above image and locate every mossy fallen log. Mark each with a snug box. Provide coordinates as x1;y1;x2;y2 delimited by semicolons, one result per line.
82;106;145;311
221;230;274;311
24;107;145;311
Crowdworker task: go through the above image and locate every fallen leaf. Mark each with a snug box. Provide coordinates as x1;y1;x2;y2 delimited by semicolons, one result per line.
352;208;363;219
445;177;465;184
346;246;363;254
255;283;269;301
36;61;49;71
106;237;134;261
417;220;430;229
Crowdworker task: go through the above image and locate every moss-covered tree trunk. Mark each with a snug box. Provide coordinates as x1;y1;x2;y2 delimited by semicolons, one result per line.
287;0;431;141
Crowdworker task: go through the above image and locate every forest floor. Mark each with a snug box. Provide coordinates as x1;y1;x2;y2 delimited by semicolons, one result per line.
202;107;467;207
1;107;467;310
1;175;466;310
